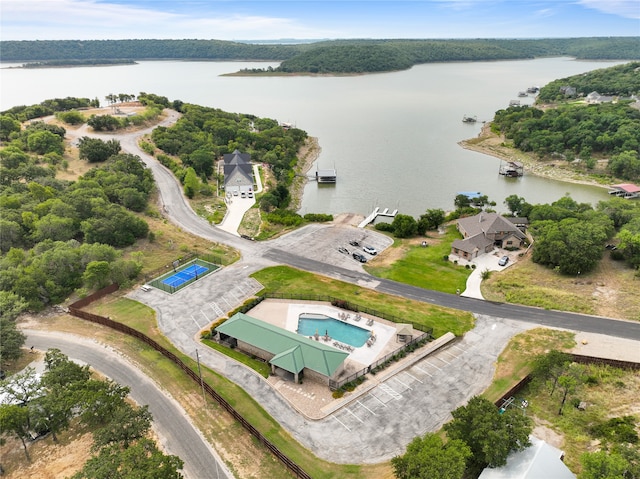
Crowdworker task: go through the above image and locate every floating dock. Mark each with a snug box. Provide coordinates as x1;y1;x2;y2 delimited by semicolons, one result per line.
358;207;398;228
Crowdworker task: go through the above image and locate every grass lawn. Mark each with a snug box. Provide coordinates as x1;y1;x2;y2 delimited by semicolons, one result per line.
252;265;475;337
365;226;471;295
482;251;640;321
482;328;576;403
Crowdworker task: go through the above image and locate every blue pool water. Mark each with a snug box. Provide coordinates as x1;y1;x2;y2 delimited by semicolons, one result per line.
297;313;371;347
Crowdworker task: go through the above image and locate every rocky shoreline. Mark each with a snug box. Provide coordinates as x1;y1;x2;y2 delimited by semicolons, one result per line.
458;123;613;190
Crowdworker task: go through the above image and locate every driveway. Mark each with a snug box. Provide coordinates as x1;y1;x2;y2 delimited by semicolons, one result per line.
457;249;516;299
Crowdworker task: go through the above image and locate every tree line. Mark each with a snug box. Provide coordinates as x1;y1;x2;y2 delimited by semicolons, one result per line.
0;349;184;478
2;38;638;74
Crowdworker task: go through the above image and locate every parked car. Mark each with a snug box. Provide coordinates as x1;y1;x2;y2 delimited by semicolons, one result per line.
338;247;350;255
363;245;378;255
240;191;246;198
352;252;367;263
248;191;254;198
349;240;360;247
232;190;239;196
498;256;509;266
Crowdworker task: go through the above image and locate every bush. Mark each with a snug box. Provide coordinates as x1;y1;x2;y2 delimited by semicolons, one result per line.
303;213;333;222
374;222;394;232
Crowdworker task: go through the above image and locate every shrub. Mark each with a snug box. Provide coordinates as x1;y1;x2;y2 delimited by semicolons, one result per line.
374;222;394;232
303;213;333;222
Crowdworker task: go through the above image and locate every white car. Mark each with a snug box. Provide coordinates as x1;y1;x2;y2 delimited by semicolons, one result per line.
363;246;378;255
498;256;509;266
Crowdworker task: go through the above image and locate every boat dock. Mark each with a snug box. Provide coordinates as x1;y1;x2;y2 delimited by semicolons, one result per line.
358;207;398;228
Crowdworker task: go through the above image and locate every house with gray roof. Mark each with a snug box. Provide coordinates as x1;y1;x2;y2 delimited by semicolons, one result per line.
215;313;349;385
451;212;527;260
223;149;254;194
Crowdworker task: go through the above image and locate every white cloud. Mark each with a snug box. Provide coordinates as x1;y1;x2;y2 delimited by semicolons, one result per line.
0;0;333;40
577;0;640;19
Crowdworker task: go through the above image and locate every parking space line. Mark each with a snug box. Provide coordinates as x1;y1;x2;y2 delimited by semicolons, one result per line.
379;383;402;400
452;344;466;352
356;400;377;416
414;365;433;377
200;310;211;322
423;361;442;371
392;376;412;391
442;349;458;358
345;408;364;423
404;372;423;384
369;393;387;407
436;356;451;365
190;315;203;328
333;415;351;431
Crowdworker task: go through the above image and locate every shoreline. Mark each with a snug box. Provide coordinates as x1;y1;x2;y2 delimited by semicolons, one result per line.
290;136;321;211
458;123;614;190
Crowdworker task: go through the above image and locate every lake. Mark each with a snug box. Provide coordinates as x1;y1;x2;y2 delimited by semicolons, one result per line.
1;57;627;216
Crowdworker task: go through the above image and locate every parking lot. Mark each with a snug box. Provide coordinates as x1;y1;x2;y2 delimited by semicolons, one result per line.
268;220;394;271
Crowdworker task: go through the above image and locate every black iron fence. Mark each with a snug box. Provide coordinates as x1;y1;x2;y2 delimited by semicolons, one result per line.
329;331;431;391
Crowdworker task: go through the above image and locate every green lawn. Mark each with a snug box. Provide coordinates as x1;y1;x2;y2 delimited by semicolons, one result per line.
366;227;472;294
252;265;474;337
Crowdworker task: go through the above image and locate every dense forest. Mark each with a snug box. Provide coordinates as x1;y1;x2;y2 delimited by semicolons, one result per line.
537;61;640;102
490;62;640;180
2;37;639;74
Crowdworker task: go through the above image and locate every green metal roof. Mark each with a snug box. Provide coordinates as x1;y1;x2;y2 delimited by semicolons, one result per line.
216;313;349;377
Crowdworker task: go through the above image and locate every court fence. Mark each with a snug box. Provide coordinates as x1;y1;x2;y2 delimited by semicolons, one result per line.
68;285;312;479
148;258;219;294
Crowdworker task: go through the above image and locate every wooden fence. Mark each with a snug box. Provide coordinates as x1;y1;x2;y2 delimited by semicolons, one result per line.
68;287;312;479
494;353;640;408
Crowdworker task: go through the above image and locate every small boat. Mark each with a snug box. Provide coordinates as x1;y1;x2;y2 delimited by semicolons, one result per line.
462;115;477;123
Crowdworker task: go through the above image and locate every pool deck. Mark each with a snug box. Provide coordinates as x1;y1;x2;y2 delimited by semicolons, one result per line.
245;299;426;419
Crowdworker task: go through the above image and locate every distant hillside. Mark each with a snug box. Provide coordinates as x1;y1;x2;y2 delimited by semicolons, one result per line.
2;37;639;74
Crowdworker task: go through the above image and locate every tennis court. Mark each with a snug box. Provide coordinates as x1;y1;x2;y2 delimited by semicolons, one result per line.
148;258;219;293
162;264;209;288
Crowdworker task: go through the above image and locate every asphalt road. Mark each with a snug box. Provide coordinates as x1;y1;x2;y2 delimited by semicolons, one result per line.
24;330;232;479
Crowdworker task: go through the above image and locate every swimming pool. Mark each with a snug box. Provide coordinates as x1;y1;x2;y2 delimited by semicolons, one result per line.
297;313;371;347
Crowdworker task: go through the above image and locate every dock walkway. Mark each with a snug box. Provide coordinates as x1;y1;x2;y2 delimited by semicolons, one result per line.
358;207;398;228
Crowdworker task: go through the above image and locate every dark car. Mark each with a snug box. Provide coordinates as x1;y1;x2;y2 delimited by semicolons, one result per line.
338;247;350;255
352;252;367;263
349;240;360;247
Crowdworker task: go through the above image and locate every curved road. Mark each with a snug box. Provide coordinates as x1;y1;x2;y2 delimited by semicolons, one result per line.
24;330;232;479
61;110;640;465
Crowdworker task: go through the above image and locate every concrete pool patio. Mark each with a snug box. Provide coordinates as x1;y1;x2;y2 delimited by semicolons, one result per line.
243;299;452;419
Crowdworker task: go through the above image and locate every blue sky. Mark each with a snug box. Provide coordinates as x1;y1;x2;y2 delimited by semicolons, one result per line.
1;0;638;41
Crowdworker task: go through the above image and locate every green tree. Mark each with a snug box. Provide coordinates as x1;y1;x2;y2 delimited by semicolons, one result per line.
392;214;418;238
444;396;532;471
93;404;152;449
0;404;32;461
531;350;572;396
0;367;44;406
87;114;122;131
580;450;628;479
79;380;130;427
609;151;640;181
183;167;199;199
83;261;112;289
0;316;27;367
72;438;184;479
78;137;121;163
504;195;528;216
26;129;64;155
0;115;21;140
0;290;28;322
392;432;471;479
417;209;446;233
